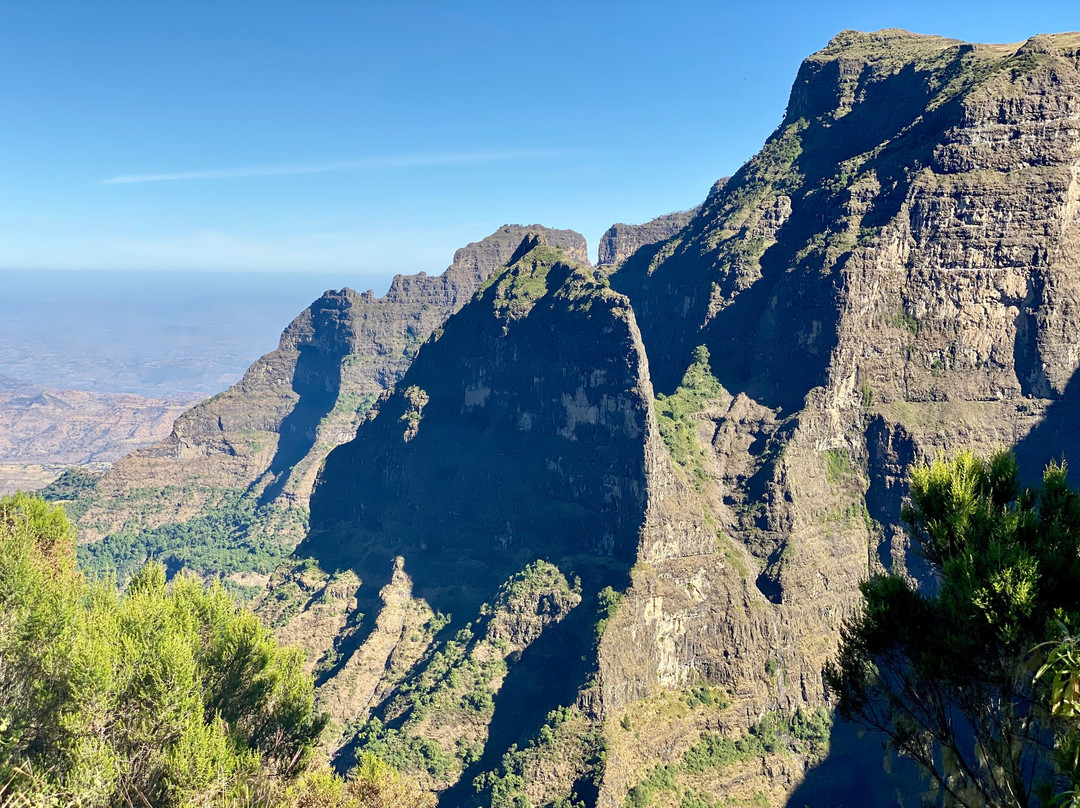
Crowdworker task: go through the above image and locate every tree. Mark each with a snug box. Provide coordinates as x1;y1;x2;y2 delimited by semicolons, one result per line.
825;450;1080;807
0;493;327;807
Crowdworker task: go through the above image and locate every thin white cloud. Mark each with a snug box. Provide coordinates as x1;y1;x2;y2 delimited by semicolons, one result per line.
102;150;575;185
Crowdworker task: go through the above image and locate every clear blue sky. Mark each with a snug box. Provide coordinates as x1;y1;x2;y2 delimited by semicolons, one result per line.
2;0;1077;292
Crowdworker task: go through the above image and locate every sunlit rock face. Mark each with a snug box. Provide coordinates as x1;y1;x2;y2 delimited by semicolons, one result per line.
110;28;1080;808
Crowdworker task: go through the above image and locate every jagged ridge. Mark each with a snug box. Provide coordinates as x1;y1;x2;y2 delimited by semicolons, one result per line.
272;28;1080;808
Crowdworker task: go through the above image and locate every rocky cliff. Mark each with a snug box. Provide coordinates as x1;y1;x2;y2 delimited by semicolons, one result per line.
597;206;705;267
265;28;1080;808
60;225;587;591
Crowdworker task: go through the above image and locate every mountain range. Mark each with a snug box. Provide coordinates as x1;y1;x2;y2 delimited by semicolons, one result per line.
43;28;1080;808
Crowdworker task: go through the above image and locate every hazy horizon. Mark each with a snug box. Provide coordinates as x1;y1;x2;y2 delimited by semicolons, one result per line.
0;269;383;397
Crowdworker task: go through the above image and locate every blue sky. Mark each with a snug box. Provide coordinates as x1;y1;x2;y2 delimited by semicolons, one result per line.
2;0;1078;293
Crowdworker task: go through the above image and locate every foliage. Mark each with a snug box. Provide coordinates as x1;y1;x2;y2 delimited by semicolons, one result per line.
284;754;435;808
823;449;853;485
1037;630;1080;807
594;586;624;640
682;686;729;710
352;612;507;784
654;346;727;488
0;494;328;807
472;705;599;808
76;489;305;590
860;381;875;410
623;709;830;808
38;467;102;503
887;309;920;335
350;561;582;793
826;450;1080;808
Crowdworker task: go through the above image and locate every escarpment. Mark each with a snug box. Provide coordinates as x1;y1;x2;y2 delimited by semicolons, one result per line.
271;240;654;805
267;29;1080;808
62;225;587;588
38;25;1080;808
597;206;705;267
603;27;1080;806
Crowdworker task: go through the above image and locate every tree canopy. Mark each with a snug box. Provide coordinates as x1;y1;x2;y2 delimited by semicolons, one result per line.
825;450;1080;807
0;493;432;808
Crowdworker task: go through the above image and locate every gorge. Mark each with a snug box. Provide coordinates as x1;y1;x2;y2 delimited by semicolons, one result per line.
40;28;1080;808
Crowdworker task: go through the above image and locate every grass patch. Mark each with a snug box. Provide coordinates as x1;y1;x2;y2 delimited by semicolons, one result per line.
824;449;853;485
887;309;919;335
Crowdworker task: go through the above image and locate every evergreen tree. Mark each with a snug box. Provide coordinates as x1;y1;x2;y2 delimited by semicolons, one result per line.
826;451;1080;807
0;494;328;806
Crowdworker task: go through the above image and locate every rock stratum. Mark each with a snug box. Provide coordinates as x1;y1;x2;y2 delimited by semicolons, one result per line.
52;27;1080;808
262;29;1080;808
597;206;703;266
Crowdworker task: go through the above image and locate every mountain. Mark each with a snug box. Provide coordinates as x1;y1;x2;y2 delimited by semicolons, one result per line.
261;29;1080;808
0;387;201;493
55;225;587;593
597;203;710;267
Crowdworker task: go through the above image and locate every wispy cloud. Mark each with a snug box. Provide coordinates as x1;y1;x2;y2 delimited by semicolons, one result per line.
102;150;576;185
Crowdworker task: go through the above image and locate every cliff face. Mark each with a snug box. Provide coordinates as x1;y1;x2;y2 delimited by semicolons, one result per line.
269;239;652;804
602;28;1080;805
270;29;1080;808
64;225;587;588
597;206;707;267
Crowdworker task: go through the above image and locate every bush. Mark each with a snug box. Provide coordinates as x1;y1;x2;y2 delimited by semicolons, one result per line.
0;493;327;807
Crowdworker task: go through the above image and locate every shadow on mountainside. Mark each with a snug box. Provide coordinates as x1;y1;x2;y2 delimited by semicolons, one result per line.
1013;366;1080;485
304;529;634;804
614;47;973;416
784;716;931;808
257;341;345;506
438;561;626;808
296;249;646;799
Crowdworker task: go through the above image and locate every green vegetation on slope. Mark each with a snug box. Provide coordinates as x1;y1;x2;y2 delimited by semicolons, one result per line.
0;493;433;808
350;561;581;793
56;485;306;598
38;466;104;506
624;708;831;808
0;493;323;806
472;704;604;808
654;346;728;488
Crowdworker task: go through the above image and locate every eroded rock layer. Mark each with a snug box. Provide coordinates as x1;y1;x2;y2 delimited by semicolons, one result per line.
597;207;704;267
273;29;1080;808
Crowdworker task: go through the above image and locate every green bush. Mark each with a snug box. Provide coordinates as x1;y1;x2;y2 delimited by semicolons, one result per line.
654;346;727;488
0;493;327;807
77;490;305;589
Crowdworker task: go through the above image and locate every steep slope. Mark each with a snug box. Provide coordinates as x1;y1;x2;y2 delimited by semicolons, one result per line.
267;237;660;804
604;27;1080;806
270;29;1080;808
596;206;704;267
59;225;587;591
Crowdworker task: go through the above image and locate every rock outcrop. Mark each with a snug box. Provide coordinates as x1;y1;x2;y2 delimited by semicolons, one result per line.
268;28;1080;808
602;27;1080;806
597;205;707;267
